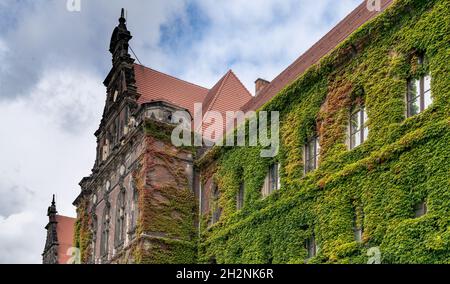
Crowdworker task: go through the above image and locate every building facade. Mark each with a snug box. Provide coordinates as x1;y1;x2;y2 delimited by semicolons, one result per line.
71;0;450;264
72;9;252;264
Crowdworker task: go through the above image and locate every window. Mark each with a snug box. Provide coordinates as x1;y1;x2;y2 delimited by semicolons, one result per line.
211;184;221;225
102;138;110;161
353;209;364;243
91;215;97;263
262;163;280;197
129;180;139;238
304;136;320;174
200;181;206;215
100;205;110;257
114;118;120;145
209;257;217;264
105;180;111;192
123;107;130;136
407;70;432;117
349;105;369;149
237;182;245;210
305;235;318;259
115;190;126;246
414;201;427;218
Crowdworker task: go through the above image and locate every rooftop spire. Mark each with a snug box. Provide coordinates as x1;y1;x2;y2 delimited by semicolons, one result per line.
43;195;59;263
119;8;126;25
109;8;132;56
48;194;57;217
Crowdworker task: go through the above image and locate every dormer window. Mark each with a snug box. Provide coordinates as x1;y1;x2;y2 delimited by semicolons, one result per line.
407;55;432;117
349;105;368;149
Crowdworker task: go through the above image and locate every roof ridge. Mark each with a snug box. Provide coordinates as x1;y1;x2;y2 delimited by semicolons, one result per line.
204;70;232;114
195;71;231;133
133;63;209;91
227;69;253;99
241;0;393;112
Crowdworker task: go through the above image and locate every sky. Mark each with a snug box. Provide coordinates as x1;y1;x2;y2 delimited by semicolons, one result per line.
0;0;362;263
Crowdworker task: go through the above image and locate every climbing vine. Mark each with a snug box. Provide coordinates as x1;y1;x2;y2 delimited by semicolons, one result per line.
133;123;197;263
199;0;450;264
73;196;92;263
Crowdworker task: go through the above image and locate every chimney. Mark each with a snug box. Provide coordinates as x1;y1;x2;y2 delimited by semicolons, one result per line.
255;78;270;97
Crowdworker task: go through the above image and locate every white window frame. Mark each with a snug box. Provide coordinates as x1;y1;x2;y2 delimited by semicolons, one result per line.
349;106;368;149
262;163;280;198
407;74;432;117
304;136;320;174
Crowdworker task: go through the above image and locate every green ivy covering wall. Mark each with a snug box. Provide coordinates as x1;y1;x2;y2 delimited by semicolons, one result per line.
199;0;450;264
133;121;197;264
73;197;92;263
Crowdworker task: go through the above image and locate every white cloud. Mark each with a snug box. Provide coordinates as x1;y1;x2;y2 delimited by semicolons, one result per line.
0;68;103;263
0;212;42;264
135;0;362;93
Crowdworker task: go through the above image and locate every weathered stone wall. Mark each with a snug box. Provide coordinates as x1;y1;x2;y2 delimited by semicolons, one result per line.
131;125;196;263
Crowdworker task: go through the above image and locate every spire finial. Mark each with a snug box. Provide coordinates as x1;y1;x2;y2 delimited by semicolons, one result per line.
119;8;126;24
47;194;57;217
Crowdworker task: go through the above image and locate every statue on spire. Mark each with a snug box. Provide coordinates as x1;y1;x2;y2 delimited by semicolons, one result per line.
109;8;132;61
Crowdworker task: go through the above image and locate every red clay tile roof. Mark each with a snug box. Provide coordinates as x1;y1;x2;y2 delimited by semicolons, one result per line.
134;64;252;136
134;63;209;116
133;0;393;135
200;70;252;134
241;0;394;112
202;70;252;115
55;215;76;264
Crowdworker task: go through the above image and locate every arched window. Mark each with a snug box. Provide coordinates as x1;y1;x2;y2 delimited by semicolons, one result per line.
115;189;126;246
100;205;110;258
